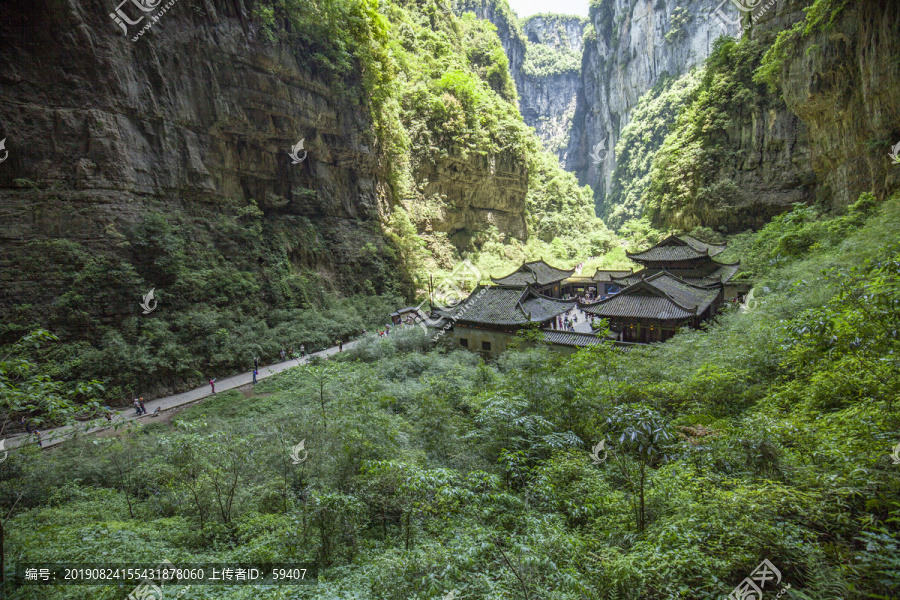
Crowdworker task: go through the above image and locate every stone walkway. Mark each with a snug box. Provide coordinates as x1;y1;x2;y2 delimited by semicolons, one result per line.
7;339;359;450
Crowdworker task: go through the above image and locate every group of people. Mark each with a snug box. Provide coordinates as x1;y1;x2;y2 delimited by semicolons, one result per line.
554;308;600;332
555;312;581;331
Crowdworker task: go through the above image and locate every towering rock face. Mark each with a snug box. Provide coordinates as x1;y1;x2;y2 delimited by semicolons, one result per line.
413;151;529;243
0;0;393;318
519;15;587;162
0;0;537;327
457;1;585;162
567;0;741;207
773;0;900;208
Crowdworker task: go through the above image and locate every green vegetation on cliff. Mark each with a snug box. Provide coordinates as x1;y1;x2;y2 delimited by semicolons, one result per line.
367;0;614;288
644;36;773;230
604;71;702;229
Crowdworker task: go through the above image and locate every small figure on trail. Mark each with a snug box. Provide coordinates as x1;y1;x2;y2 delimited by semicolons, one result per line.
254;356;259;369
104;407;113;422
153;406;161;416
34;430;43;448
280;348;286;361
300;344;306;358
337;339;342;352
209;378;216;394
252;369;258;385
138;398;147;414
20;416;32;434
133;399;142;415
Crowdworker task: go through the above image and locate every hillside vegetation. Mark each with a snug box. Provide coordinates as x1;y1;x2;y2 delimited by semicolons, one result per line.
4;191;899;599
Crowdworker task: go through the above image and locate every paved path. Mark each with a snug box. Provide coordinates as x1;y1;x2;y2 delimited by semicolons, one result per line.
7;339;359;450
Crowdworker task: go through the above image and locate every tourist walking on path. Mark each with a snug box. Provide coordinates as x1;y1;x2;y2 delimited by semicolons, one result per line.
252;369;258;385
209;378;216;394
337;339;343;352
300;344;306;358
138;398;147;414
133;399;142;415
20;416;32;434
34;430;42;448
280;348;286;361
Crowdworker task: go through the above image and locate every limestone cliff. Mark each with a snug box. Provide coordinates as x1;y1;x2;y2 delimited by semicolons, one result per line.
772;0;900;208
567;0;742;213
519;15;587;162
458;0;527;84
457;1;585;162
0;0;397;328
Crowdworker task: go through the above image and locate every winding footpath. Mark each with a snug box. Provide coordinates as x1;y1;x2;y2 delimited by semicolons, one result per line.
6;339;359;450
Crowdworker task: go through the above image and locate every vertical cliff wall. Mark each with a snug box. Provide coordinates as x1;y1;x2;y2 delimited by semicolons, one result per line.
0;0;396;324
567;0;741;212
457;1;586;162
772;0;900;208
519;15;587;161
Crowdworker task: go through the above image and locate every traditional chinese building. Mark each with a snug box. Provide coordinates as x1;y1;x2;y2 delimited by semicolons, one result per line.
581;271;724;343
591;269;634;298
614;234;744;297
434;285;576;354
558;269;632;299
491;259;574;298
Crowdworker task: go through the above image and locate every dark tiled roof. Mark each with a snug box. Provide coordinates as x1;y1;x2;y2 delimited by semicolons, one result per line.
690;262;740;285
592;269;633;282
439;285;575;326
627;235;726;262
612;261;739;287
492;259;575;287
583;273;720;320
543;330;606;347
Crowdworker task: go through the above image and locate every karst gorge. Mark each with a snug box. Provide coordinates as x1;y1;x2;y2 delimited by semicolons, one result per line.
0;0;899;598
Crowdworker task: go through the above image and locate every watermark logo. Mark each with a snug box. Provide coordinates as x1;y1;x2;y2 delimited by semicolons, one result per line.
731;0;762;11
739;288;758;313
589;138;608;165
708;0;778;33
111;0;180;41
140;288;158;314
889;141;900;164
890;441;900;465
288;139;307;164
0;439;7;463
415;260;484;341
728;558;790;600
442;590;457;600
127;582;163;600
708;0;742;29
590;440;607;464
290;439;308;464
0;138;8;163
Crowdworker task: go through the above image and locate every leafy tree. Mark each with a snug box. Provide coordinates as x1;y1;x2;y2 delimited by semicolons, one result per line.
605;405;674;533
